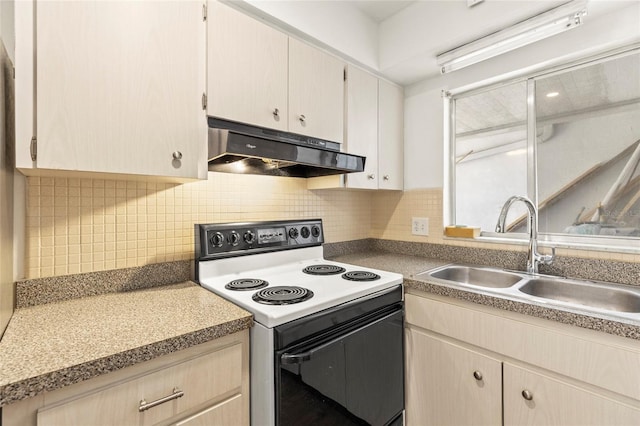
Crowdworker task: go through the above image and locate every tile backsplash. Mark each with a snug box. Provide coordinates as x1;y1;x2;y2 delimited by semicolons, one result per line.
25;173;373;278
25;176;637;279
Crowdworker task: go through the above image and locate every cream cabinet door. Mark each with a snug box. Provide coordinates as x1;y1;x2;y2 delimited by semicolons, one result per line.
344;64;378;189
208;1;288;131
288;38;344;143
378;80;404;190
405;328;502;426
36;1;206;179
504;363;640;426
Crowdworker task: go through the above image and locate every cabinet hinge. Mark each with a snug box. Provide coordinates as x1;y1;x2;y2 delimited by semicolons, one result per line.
202;93;207;110
30;137;37;161
202;3;207;21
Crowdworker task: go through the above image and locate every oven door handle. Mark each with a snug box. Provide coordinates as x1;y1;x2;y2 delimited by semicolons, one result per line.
281;351;313;364
281;323;363;365
280;338;338;365
280;307;401;365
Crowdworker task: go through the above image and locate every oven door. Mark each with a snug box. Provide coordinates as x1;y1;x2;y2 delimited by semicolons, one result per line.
276;306;404;426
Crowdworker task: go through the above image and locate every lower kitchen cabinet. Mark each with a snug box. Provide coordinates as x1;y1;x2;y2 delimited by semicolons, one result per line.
2;331;249;426
405;329;502;425
504;363;640;426
405;292;640;426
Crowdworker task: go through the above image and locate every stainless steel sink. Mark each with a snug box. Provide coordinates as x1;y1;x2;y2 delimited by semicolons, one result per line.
519;278;640;313
418;265;522;288
417;263;640;320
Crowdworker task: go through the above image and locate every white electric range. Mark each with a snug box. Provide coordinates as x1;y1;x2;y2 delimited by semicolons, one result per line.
194;219;405;426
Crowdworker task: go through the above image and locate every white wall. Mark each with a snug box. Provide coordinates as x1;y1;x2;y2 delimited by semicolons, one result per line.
0;0;14;63
404;1;640;191
456;109;640;232
538;110;640;202
457;150;528;231
229;0;379;72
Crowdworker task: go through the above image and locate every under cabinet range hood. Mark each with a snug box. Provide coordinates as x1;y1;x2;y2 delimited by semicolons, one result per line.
207;117;365;177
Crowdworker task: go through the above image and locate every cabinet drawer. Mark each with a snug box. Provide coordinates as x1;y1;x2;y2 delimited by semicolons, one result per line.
37;343;243;426
175;394;243;426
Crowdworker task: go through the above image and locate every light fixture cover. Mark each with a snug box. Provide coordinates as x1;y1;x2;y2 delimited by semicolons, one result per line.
437;1;588;74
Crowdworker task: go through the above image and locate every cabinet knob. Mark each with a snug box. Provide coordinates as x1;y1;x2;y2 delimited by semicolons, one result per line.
299;114;306;124
521;390;534;401
383;175;390;181
273;108;279;118
367;174;376;180
172;151;183;160
473;371;483;381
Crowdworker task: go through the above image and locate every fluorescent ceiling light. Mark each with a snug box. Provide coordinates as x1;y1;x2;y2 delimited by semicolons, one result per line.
436;1;587;74
546;91;560;98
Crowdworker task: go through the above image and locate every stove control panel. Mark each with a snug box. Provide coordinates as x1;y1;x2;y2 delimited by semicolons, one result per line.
196;219;324;259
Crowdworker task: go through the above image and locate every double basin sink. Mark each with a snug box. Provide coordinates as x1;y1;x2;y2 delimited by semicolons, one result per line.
417;265;640;321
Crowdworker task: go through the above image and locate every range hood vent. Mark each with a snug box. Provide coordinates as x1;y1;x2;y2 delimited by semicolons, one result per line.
207;117;365;178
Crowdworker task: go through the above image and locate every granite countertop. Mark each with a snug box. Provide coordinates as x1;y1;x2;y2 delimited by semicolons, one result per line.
329;250;640;341
0;281;252;407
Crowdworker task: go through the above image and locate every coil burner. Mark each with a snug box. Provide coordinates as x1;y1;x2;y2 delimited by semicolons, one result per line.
225;278;269;291
342;271;381;282
302;265;347;275
252;286;314;305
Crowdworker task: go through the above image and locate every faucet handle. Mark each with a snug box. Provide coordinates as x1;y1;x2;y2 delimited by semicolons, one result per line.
541;247;556;265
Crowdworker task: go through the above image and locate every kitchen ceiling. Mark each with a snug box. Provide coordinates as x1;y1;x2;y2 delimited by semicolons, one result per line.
349;0;415;22
340;0;639;85
236;0;639;85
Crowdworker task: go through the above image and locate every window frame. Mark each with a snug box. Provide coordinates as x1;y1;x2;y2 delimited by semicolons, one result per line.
444;43;640;254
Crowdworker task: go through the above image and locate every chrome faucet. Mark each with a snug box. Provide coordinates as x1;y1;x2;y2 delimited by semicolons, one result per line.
495;195;555;274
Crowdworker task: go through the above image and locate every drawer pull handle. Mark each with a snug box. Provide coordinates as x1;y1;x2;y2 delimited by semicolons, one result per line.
473;370;483;381
139;388;184;412
521;389;534;401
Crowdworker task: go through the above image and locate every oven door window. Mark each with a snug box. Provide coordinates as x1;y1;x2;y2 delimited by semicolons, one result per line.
276;309;404;426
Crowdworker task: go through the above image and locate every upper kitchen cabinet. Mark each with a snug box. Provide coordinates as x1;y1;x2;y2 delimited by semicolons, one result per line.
308;67;404;191
207;1;344;143
341;64;379;190
208;1;288;131
16;1;207;181
288;38;344;143
377;80;404;191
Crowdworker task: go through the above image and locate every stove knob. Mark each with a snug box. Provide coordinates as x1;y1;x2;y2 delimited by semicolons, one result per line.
300;226;310;239
210;232;224;247
311;225;321;238
244;230;255;244
288;228;299;239
229;231;240;246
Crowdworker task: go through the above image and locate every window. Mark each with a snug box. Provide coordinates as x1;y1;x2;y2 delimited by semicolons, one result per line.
447;47;640;252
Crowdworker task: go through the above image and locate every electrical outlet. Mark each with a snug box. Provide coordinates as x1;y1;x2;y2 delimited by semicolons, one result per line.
412;217;429;236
